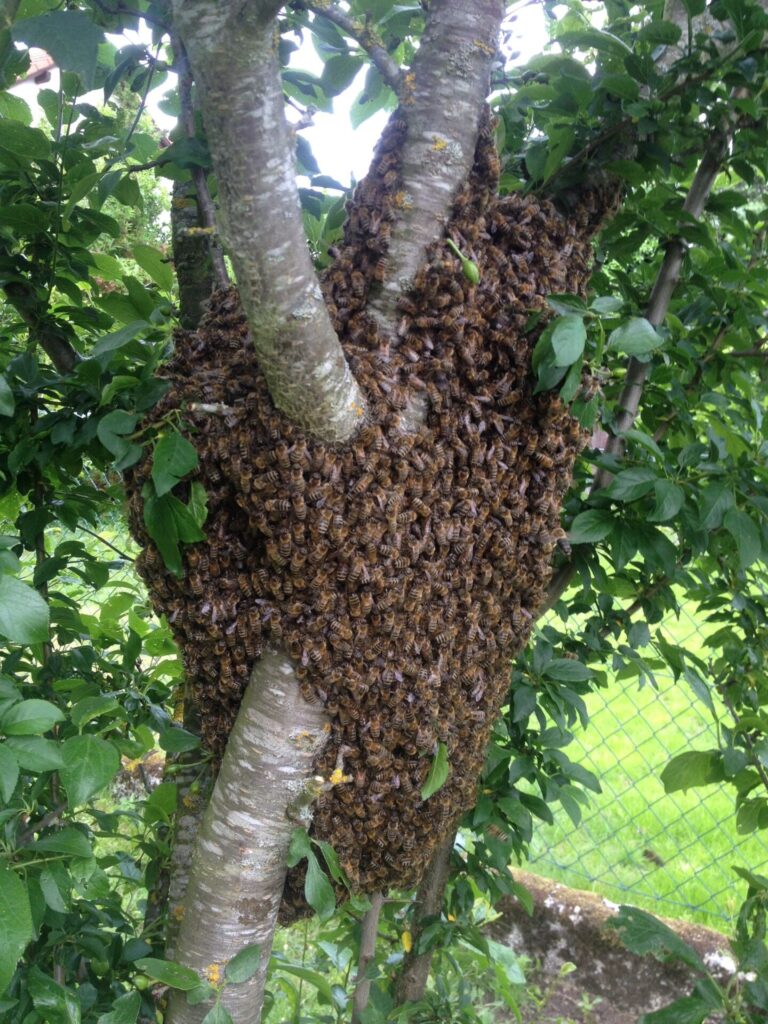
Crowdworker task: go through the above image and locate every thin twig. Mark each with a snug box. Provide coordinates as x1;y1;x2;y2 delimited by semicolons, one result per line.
394;835;454;1006
125;156;169;174
77;524;134;561
173;32;229;289
542;97;741;612
351;892;385;1024
18;801;68;845
724;347;768;358
305;3;403;94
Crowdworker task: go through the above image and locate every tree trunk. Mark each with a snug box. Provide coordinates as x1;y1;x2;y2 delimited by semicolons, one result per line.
167;651;328;1024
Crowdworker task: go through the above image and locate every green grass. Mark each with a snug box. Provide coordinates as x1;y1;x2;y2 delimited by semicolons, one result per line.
525;608;768;931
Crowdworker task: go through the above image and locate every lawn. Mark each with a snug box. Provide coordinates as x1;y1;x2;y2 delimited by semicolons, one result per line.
524;606;768;931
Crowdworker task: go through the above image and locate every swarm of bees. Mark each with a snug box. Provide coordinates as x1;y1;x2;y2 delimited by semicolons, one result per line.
126;109;620;920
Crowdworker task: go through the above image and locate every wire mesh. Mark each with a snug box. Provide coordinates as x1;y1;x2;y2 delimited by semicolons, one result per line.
524;605;768;929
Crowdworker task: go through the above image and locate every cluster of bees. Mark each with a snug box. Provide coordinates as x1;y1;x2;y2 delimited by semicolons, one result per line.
126;110;619;919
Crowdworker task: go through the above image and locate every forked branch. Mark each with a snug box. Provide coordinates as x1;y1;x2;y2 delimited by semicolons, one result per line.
305;2;403;94
170;0;365;443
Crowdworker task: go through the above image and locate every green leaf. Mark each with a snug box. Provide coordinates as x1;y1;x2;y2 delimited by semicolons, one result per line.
287;826;312;867
134;958;201;991
606;467;657;502
272;960;335;1002
313;839;348;887
186;984;216;1006
188;482;209;530
638;20;683;45
736;798;768;835
0;576;49;644
60;735;120;806
62;171;100;224
0;121;51;161
34;827;93;859
421;742;450;800
550;315;587;367
640;996;712;1024
5;736;64;772
33;827;92;860
144;781;178;825
590;295;623;314
607;317;663;356
0;744;19;802
201;1007;233;1024
0;378;15;418
225;943;261;984
661;750;725;793
142;490;182;576
132;244;174;293
305;849;336;921
723;509;762;570
142;486;205;577
0;91;32;125
91;321;147;357
599;73;639;101
543;658;592;683
39;866;69;913
697;483;733;531
0;204;50;234
0;865;34;995
321;54;364;96
28;965;80;1024
13;10;104;89
97;410;139;459
608;906;706;973
158;728;200;754
547;294;587;316
485;939;526;984
70;695;120;729
648;480;684;522
152;431;199;497
0;699;63;736
568;509;613;544
96;991;141;1024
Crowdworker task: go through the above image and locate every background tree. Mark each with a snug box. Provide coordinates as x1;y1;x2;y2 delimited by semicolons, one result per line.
0;2;768;1024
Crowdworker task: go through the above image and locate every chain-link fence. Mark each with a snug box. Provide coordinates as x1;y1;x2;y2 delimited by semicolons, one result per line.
525;606;768;930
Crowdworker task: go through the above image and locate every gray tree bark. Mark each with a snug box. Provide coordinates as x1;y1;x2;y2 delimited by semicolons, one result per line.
170;0;365;443
167;651;328;1024
368;0;505;335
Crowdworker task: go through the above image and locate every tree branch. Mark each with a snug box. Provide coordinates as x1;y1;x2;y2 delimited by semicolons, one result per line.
543;104;739;612
166;650;329;1024
394;834;454;1005
169;0;365;443
4;281;80;374
305;3;403;94
351;892;385;1024
18;801;68;845
173;33;229;293
367;0;505;335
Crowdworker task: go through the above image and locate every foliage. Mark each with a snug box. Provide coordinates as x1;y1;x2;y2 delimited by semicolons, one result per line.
0;0;768;1022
